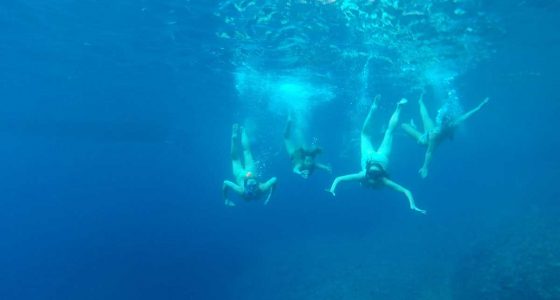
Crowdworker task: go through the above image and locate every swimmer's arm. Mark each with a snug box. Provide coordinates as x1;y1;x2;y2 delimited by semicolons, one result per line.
419;142;435;178
223;180;242;206
261;177;277;205
327;172;364;196
382;178;426;214
455;97;489;125
316;163;332;174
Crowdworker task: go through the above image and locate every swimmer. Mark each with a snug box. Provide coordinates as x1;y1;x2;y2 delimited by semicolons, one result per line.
222;124;277;206
401;93;489;178
284;114;332;179
327;96;426;214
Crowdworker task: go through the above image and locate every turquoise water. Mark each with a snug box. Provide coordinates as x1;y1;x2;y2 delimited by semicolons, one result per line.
0;0;559;299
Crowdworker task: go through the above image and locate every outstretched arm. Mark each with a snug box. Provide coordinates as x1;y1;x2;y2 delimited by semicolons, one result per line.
382;178;426;214
327;172;364;196
316;163;332;174
260;177;277;205
293;164;303;175
223;180;243;206
419;142;436;178
454;97;489;125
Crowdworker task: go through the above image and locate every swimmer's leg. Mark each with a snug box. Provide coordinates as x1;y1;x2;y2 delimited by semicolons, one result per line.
241;126;255;172
231;124;244;178
378;98;407;157
361;95;379;163
419;94;434;132
401;123;425;145
283;114;298;157
361;95;380;136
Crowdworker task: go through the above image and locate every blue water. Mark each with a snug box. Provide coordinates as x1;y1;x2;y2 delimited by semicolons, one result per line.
1;0;559;299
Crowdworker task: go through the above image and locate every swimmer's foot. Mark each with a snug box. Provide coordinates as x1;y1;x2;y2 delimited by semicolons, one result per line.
232;123;239;139
409;119;417;129
371;95;380;111
398;98;408;106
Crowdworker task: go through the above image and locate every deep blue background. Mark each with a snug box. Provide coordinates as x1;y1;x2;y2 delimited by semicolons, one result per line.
0;1;559;299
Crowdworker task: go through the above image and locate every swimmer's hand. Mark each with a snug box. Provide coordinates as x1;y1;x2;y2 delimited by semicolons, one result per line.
301;170;310;179
478;97;490;109
264;182;275;205
325;188;335;197
264;191;273;205
224;199;236;207
411;205;427;214
418;167;428;179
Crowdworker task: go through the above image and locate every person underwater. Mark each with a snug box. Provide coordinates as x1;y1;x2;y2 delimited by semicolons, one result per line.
401;92;489;178
284;114;331;179
328;96;426;214
222;124;277;206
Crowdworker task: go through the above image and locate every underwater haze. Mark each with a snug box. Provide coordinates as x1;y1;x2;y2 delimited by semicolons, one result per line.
1;0;559;299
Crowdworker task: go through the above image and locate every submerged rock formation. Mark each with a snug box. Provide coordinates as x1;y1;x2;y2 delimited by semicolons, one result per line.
452;214;560;300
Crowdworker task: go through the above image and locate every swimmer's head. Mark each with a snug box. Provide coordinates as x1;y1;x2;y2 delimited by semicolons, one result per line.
243;176;259;198
302;147;322;167
303;155;314;168
440;114;453;127
366;161;386;181
436;106;455;131
245;178;258;189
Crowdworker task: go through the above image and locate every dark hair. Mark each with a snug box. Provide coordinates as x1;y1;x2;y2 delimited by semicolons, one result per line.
365;162;388;180
440;115;453;127
243;178;259;198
